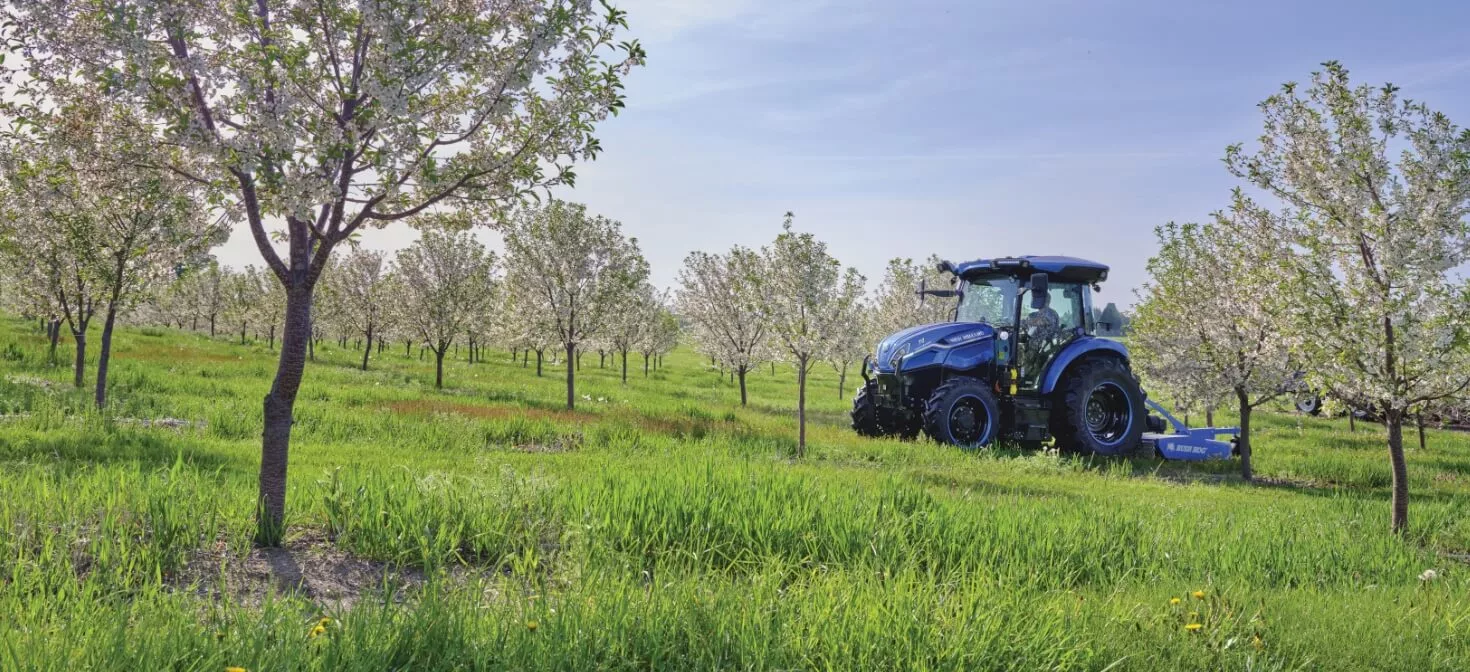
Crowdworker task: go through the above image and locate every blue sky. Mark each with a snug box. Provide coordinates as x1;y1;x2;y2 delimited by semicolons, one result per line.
214;0;1470;306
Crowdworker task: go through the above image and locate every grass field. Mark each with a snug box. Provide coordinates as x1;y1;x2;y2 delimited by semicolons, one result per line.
1;316;1468;670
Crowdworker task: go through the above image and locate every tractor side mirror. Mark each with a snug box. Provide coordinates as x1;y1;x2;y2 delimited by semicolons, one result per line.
1028;273;1049;309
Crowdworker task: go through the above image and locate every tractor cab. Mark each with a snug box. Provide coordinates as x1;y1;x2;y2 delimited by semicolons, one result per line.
855;255;1146;455
947;256;1107;391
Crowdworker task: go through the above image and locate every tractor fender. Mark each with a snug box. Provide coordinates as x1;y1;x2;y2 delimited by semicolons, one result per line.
1039;339;1130;394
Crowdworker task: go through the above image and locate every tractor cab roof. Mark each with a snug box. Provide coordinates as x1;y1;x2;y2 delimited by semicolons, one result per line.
948;256;1109;283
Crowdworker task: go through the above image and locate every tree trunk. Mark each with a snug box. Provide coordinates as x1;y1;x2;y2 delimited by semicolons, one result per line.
94;302;120;408
435;348;446;389
796;358;808;458
1349;413;1356;432
454;343;458;358
1387;413;1409;535
1236;389;1253;481
71;328;87;388
621;350;628;383
209;315;217;337
565;342;576;410
269;324;276;351
738;366;748;406
771;362;776;376
511;348;518;363
576;351;583;371
191;315;198;331
47;319;60;364
523;349;529;368
406;340;412;357
535;350;543;377
360;328;372;371
643;353;649;377
308;335;315;361
837;362;847;399
240;323;247;345
1416;413;1426;450
257;285;314;546
1206;407;1215;428
600;352;606;368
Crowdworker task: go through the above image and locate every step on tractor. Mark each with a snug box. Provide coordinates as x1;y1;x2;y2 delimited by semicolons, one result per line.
851;256;1236;459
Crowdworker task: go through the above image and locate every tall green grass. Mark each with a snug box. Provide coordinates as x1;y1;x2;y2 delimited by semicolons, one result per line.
1;317;1468;669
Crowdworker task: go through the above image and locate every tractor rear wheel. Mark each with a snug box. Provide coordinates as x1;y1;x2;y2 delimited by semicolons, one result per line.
923;377;1000;449
1051;358;1145;456
1294;392;1323;416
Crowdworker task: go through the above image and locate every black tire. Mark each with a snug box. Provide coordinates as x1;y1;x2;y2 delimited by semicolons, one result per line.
851;383;887;437
1051;358;1146;456
923;377;1001;449
1295;393;1323;416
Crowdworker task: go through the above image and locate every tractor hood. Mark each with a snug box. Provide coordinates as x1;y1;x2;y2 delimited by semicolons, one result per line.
873;322;995;374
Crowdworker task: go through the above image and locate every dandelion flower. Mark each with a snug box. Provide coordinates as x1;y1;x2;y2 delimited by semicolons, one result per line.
310;624;326;638
1252;635;1264;650
1419;569;1439;582
1185;623;1203;632
526;620;539;632
1192;590;1206;599
318;617;332;627
227;668;247;672
1169;597;1181;605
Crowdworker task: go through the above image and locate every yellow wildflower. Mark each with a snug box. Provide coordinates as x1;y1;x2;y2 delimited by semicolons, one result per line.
318;617;331;627
1184;623;1203;632
226;668;247;672
1252;635;1264;650
309;624;326;639
526;620;539;632
1192;590;1206;599
1169;597;1181;605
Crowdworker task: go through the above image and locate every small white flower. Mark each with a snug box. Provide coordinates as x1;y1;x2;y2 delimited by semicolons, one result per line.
1419;569;1439;582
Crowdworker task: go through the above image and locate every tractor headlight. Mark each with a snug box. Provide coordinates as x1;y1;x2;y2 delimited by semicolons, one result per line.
888;345;908;371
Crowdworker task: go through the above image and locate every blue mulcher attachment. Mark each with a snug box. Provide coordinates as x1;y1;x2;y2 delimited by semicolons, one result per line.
1141;399;1238;460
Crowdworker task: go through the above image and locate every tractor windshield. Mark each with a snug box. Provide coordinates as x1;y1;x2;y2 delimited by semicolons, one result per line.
955;276;1018;327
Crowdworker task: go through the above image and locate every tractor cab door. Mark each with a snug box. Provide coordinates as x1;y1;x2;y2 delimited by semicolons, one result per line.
1018;281;1087;390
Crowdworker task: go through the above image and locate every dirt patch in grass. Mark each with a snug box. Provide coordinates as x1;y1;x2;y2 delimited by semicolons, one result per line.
175;530;446;609
387;399;597;424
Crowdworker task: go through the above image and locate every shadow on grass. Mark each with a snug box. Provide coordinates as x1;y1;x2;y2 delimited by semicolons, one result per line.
0;429;242;473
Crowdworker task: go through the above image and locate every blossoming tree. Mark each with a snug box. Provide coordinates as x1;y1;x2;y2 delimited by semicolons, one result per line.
676;247;769;406
1226;62;1470;532
3;0;644;541
319;248;396;371
498;200;647;409
757;214;866;458
394;228;497;390
868;255;953;340
1130;214;1297;480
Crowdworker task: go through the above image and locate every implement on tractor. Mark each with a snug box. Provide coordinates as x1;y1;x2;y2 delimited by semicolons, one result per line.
852;255;1236;459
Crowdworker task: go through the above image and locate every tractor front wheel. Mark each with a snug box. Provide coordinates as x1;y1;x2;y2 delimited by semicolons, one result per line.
1051;358;1146;456
923;377;1000;449
851;383;887;437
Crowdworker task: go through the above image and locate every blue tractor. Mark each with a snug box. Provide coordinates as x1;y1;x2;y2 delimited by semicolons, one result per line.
852;255;1235;458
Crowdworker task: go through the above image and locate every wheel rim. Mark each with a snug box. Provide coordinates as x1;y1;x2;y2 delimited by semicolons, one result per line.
1295;394;1318;413
948;396;990;446
1084;382;1131;446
